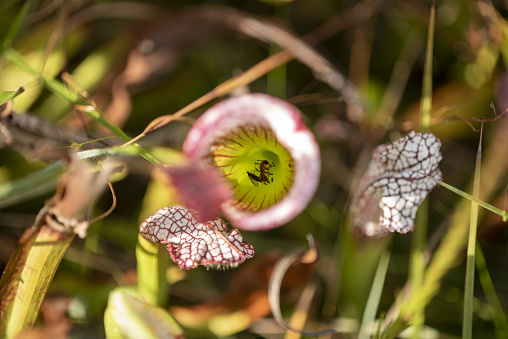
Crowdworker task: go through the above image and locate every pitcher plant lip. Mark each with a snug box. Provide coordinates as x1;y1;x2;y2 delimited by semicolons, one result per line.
183;93;321;231
351;131;443;236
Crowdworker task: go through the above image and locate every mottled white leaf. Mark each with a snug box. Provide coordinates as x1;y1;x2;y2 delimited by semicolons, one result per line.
352;131;443;235
140;205;254;269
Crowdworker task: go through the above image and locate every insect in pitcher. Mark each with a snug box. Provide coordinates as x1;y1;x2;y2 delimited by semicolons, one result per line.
247;160;275;186
247;171;262;186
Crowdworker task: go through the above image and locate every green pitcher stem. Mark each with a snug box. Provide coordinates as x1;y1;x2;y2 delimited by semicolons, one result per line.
135;234;169;307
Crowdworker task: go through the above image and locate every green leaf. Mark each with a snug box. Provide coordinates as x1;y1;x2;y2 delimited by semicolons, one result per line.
0;145;148;209
0;87;25;106
104;287;183;339
0;225;74;337
0;161;64;209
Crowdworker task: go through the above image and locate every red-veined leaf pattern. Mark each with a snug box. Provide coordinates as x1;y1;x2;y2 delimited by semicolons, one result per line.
353;131;443;235
140;205;254;269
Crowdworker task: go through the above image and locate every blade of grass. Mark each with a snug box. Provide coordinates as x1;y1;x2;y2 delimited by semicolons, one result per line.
409;205;427;338
0;144;168;222
3;48;82;101
2;48;160;166
0;0;32;53
267;45;287;100
475;243;508;338
358;244;392;339
463;124;483;339
0;162;64;209
409;2;435;337
374;30;423;129
419;0;435;132
75;144;148;159
4;48;123;139
385;111;508;338
266;1;289;100
436;180;508;221
0;144;146;208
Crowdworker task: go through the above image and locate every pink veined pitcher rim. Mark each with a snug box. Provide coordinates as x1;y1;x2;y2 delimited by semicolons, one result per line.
183;93;321;231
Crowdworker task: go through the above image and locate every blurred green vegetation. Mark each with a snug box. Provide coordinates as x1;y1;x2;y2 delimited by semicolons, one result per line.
1;0;508;338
